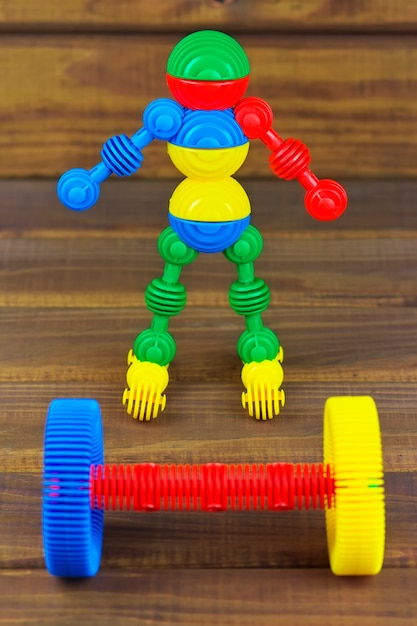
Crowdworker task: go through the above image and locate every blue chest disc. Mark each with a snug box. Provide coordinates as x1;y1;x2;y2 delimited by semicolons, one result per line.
171;109;248;149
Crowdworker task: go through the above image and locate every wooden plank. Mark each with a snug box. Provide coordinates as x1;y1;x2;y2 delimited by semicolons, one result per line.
1;303;417;385
0;0;416;32
1;180;417;238
0;569;416;626
0;379;416;471
2;234;417;308
0;35;415;178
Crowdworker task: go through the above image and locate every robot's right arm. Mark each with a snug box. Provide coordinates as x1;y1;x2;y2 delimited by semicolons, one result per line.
57;99;184;211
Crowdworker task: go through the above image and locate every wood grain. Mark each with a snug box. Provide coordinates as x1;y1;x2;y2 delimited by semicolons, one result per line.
0;35;415;178
0;569;415;626
0;179;416;623
0;0;416;32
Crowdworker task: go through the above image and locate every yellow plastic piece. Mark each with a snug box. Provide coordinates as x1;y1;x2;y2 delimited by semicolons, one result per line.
167;143;249;179
324;396;385;575
241;358;285;420
169;176;251;222
123;358;169;421
127;348;136;365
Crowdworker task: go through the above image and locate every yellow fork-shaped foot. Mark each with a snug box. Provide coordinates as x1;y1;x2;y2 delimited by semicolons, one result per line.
123;353;169;420
241;357;285;420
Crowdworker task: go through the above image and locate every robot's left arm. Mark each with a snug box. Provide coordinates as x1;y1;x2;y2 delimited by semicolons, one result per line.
57;99;184;212
234;97;347;221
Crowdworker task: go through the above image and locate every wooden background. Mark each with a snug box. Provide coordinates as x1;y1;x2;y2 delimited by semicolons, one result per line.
0;2;416;624
0;0;417;179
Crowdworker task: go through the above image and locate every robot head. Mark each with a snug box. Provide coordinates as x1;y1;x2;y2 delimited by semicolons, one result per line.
166;30;250;110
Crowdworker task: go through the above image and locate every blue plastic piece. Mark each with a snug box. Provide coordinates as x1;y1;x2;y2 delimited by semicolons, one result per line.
142;98;185;140
169;214;251;253
101;134;145;177
57;99;185;210
57;168;102;211
171;109;248;148
42;398;104;578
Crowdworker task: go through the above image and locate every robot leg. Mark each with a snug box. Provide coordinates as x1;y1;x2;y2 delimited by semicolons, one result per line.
224;225;285;420
123;227;198;420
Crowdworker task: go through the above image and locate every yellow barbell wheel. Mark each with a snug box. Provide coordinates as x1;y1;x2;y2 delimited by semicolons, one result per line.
324;396;385;575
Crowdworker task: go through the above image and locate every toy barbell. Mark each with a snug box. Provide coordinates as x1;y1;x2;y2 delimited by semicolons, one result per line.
42;396;385;578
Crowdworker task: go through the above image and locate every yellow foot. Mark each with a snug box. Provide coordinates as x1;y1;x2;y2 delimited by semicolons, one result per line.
123;355;169;420
241;358;285;420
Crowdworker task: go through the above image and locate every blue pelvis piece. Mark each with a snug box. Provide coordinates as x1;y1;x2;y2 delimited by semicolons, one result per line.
170;108;248;149
169;214;251;253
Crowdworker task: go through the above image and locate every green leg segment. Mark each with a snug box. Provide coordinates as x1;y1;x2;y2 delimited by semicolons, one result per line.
224;225;285;420
123;227;198;420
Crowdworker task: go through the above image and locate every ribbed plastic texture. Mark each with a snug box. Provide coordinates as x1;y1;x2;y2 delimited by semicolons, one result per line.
57;168;101;211
42;399;104;577
133;329;176;365
237;328;280;363
234;96;348;221
169;215;250;253
145;278;187;316
142;98;185;140
90;462;334;512
166;75;250;110
268;138;311;180
167;30;250;80
229;277;270;316
171;109;247;148
101;135;144;176
123;359;169;420
324;396;385;576
241;358;285;420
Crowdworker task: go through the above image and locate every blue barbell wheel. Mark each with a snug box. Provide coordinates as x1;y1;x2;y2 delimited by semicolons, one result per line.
42;398;104;577
57;168;101;211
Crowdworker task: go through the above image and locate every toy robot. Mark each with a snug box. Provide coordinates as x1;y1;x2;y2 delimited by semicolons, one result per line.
57;30;347;422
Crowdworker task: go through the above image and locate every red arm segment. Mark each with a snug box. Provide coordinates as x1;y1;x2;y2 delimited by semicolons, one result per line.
234;97;347;221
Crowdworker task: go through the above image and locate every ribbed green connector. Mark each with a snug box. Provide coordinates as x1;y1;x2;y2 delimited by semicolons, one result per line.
228;277;270;317
167;30;250;80
145;278;186;316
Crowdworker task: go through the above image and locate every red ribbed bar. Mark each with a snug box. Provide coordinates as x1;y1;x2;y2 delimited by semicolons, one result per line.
90;463;334;512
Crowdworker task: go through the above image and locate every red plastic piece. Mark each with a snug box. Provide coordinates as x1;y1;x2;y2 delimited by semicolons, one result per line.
166;74;250;110
234;97;348;221
90;462;334;512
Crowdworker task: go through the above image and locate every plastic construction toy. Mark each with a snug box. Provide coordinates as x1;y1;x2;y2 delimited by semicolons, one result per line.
42;395;385;578
57;30;348;421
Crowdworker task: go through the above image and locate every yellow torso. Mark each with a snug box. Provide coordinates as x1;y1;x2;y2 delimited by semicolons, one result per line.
167;143;251;222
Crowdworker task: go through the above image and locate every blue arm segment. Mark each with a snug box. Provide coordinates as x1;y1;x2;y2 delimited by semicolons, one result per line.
57;99;184;211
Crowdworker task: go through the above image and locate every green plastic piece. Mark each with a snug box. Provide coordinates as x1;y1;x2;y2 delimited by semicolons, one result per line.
238;326;280;363
145;278;186;316
224;225;279;361
158;227;198;266
228;277;270;317
167;30;250;81
223;226;263;265
134;228;198;365
133;323;176;366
